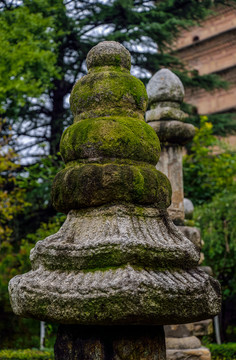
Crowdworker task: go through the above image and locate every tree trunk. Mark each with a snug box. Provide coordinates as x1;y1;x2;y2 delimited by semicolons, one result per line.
50;80;66;156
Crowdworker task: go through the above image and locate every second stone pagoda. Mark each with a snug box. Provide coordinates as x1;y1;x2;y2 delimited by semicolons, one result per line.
9;42;220;327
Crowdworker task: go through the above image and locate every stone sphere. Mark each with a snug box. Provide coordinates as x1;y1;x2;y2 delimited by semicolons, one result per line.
147;69;184;104
86;41;131;70
184;198;194;219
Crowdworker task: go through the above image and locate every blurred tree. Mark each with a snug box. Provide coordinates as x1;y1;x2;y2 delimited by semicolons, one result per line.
194;187;236;300
0;118;29;308
0;0;235;161
183;116;236;205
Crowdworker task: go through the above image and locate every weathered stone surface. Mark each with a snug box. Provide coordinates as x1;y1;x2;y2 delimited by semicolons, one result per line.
52;163;172;213
70;42;147;122
178;226;202;250
156;146;184;223
165;320;213;339
54;325;166;360
201;267;213;276
9;42;221;360
146;66;216;360
60;116;161;165
30;206;199;272
146;68;195;224
166;336;201;349
192;320;213;337
166;348;211;360
184;198;194;219
86;41;131;71
146;69;185;104
146;100;188;123
9;205;221;326
9;264;220;325
149;121;196;145
165;324;194;339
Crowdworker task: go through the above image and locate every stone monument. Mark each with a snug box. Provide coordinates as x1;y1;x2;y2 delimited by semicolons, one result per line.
9;42;221;360
146;69;214;360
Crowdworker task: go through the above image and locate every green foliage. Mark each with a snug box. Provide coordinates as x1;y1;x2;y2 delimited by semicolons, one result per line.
184;116;236;300
182;102;236;136
207;343;236;360
0;119;29;242
183;116;236;205
0;213;64;348
0;118;30;312
0;1;59;113
0;349;54;360
194;185;236;299
0;213;65;309
18;154;64;212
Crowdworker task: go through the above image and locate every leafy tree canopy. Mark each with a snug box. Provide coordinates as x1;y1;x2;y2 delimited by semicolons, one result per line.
184;117;236;302
0;0;234;160
183;116;236;205
194;185;236;300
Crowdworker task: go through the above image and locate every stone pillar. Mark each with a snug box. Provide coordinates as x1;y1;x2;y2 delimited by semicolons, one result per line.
146;69;214;360
146;69;195;224
9;42;221;360
54;325;166;360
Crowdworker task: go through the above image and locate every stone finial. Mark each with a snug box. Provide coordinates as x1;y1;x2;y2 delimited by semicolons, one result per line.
146;68;195;144
184;198;195;219
146;68;196;223
86;41;131;70
9;42;220;327
147;68;184;103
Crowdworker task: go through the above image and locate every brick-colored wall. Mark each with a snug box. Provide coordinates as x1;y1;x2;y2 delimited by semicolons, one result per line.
175;5;236;49
174;5;236;116
185;67;236;114
177;29;236;75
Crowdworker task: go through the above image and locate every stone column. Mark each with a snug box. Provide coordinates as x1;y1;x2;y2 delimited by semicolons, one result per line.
146;69;214;360
146;69;195;224
9;42;221;360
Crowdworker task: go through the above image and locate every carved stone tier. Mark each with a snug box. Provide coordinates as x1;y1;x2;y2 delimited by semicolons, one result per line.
9;205;220;325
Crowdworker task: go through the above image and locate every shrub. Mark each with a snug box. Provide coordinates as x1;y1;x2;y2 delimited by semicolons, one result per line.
208;343;236;360
0;349;54;360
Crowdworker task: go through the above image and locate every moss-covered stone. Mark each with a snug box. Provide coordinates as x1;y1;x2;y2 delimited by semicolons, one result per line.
149;120;196;145
70;70;148;121
86;41;131;70
51;163;171;213
60;116;160;165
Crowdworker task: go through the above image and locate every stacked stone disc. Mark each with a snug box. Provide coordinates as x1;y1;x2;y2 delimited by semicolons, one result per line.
9;42;220;355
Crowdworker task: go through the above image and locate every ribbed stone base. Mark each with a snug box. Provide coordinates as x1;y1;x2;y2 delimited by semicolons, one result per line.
54;325;166;360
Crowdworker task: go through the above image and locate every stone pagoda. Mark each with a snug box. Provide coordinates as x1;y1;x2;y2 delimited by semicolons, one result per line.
146;69;214;360
9;41;221;359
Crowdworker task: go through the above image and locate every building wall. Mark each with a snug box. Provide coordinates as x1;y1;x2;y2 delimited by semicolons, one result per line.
174;4;236;118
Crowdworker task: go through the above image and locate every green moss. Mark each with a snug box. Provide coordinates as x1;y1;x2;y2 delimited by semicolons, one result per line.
51;162;171;213
60;116;160;165
133;167;145;197
70;69;148;121
40;242;196;273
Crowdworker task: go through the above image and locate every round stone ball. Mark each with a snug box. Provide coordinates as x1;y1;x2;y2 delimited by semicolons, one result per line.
184;198;194;219
86;41;131;70
147;68;185;104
